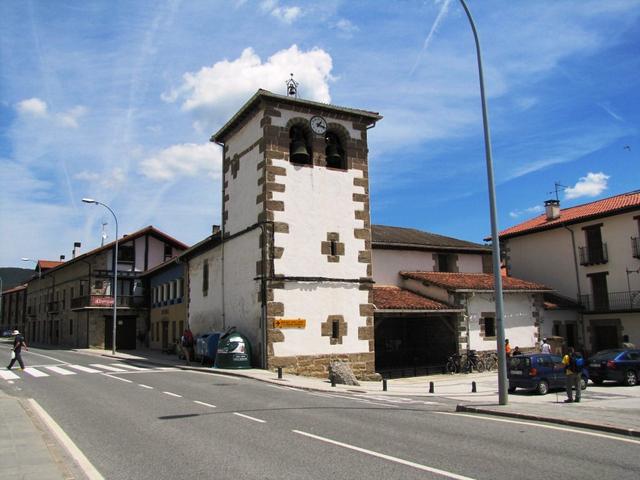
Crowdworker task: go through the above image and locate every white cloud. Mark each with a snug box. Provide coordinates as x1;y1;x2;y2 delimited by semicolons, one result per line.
598;102;623;122
56;105;87;128
16;98;48;117
509;205;544;218
334;18;358;35
73;167;126;188
139;143;221;181
564;172;610;200
260;1;301;24
163;45;333;131
74;171;100;182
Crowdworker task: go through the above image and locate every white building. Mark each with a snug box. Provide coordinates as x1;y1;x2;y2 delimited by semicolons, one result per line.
499;192;640;353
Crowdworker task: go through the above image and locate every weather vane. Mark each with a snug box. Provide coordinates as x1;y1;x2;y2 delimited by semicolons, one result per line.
285;73;299;98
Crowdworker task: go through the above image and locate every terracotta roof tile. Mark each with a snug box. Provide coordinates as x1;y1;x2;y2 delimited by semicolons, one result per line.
373;286;457;310
38;260;64;270
499;191;640;239
372;225;490;252
400;271;551;291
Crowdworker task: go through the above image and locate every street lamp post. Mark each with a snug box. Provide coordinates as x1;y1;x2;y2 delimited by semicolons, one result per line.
458;0;508;405
21;258;41;279
82;198;119;355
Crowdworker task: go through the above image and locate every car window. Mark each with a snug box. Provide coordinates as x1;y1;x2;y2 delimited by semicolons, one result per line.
536;357;553;368
551;355;562;363
590;350;623;361
509;357;530;369
627;352;639;361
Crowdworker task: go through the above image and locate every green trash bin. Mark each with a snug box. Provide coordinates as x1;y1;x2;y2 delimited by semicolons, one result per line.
214;329;252;369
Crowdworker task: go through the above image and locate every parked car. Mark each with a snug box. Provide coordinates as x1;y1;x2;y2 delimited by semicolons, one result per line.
507;353;588;395
587;349;640;386
1;329;13;338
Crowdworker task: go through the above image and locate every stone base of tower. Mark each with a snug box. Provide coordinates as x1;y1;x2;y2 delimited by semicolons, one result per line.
268;352;380;381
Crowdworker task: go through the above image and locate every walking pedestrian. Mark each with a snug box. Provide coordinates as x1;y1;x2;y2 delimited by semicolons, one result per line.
505;339;512;358
562;347;583;403
541;338;551;354
7;330;28;370
180;328;194;365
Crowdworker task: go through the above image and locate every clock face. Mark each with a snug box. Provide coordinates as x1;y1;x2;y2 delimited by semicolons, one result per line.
310;116;327;135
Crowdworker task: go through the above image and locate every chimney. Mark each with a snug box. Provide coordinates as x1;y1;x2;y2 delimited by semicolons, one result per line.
544;199;560;221
60;255;65;261
72;242;81;259
212;224;221;236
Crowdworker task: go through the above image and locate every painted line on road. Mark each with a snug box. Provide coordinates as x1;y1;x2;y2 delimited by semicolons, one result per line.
293;430;475;480
23;367;49;377
138;384;154;389
435;412;640;445
233;412;266;423
44;366;77;376
90;364;127;372
0;369;20;380
194;400;216;408
68;364;102;373
163;391;182;398
113;364;147;371
29;399;105;480
106;375;133;383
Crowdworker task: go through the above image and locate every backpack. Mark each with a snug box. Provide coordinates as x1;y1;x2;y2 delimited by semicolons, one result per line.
569;353;584;371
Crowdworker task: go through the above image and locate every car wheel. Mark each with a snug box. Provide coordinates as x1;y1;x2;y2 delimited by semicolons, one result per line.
536;380;549;395
580;376;587;390
508;386;516;393
623;370;637;387
592;379;603;385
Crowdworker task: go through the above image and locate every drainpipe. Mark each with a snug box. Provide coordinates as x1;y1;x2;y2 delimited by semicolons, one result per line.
564;224;585;347
215;141;227;331
259;221;276;370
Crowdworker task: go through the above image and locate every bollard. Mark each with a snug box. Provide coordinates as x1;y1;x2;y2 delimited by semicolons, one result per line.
277;367;282;379
331;376;336;387
471;381;477;393
382;378;387;392
429;381;434;394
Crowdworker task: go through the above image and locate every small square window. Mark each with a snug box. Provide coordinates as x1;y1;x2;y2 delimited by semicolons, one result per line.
483;315;496;338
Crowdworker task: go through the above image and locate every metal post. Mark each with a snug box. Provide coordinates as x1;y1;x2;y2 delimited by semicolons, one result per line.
429;381;434;394
382;378;387;391
459;0;508;405
277;367;282;379
472;381;477;393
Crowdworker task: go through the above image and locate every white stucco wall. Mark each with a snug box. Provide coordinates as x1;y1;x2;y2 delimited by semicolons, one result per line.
271;157;367;279
147;236;169;270
224;114;263;236
188;246;223;335
540;309;580;339
271;109;362;141
273;282;370;356
372;249;485;286
467;293;538;351
505;210;640;300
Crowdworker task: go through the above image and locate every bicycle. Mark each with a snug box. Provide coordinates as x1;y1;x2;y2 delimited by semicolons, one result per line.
446;353;463;374
484;352;499;371
461;350;486;373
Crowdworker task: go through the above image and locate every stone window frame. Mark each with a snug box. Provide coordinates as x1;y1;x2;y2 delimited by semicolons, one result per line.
480;312;496;339
321;315;347;345
321;232;345;263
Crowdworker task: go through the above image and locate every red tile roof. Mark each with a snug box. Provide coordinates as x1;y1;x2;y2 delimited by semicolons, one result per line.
498;191;640;239
400;271;551;292
373;286;458;311
38;260;64;270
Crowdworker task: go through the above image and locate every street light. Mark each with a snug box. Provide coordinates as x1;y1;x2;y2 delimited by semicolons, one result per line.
458;0;508;404
21;258;41;278
82;198;119;355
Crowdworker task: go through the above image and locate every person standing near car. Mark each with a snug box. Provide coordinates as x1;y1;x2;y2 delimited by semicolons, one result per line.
7;330;28;370
562;347;583;403
540;338;551;354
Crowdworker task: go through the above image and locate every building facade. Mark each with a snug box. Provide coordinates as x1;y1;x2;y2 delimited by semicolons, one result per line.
1;284;28;334
500;192;640;353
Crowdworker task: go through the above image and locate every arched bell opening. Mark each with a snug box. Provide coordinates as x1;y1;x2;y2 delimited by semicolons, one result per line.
289;125;312;165
324;132;346;170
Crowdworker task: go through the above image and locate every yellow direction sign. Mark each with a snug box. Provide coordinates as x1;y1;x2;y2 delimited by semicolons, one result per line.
274;318;306;329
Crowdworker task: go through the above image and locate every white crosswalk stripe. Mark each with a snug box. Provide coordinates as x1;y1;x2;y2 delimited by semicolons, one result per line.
44;366;76;376
89;364;127;372
67;364;102;373
115;364;146;371
23;367;49;377
0;370;20;380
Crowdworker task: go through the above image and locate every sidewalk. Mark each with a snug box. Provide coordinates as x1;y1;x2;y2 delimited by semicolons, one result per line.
81;347;640;438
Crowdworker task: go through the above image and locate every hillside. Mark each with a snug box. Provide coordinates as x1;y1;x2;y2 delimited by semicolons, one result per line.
0;268;34;291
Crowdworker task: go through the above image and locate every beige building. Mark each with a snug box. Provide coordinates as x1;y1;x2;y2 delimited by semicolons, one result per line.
500;192;640;353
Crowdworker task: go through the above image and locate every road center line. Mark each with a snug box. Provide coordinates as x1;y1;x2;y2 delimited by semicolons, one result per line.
434;412;640;445
194;400;216;408
138;384;153;389
106;375;133;383
233;412;266;423
162;391;182;398
293;430;475;480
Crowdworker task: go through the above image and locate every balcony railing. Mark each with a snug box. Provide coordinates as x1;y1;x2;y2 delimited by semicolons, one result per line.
633;237;640;259
70;295;146;310
578;243;608;266
580;290;640;312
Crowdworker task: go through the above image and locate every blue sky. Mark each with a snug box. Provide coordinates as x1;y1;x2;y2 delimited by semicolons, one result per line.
1;0;639;268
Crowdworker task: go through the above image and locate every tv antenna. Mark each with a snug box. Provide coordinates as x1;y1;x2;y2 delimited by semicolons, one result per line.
548;182;568;202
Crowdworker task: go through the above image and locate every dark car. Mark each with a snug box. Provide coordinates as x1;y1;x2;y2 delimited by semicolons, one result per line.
507;353;588;395
587;349;640;386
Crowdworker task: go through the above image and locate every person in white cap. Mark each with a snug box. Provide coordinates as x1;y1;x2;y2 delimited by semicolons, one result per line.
7;330;28;370
541;338;551;354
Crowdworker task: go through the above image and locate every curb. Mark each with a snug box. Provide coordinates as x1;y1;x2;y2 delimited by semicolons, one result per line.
456;404;640;438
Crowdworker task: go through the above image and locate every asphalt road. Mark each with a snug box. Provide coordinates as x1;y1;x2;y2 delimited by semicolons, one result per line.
2;345;639;480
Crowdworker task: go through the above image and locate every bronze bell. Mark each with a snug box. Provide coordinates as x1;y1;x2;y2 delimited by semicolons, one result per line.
325;143;342;167
291;139;310;163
